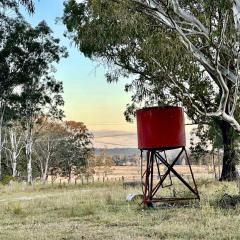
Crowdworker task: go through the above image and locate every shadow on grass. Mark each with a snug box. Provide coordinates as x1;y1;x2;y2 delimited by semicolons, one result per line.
212;194;240;209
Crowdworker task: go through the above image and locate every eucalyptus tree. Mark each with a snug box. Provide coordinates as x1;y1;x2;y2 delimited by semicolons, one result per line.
55;121;93;182
34;121;65;182
0;0;35;180
63;0;240;180
4;121;24;177
0;0;34;31
0;17;27;180
0;0;35;179
128;0;240;181
7;19;67;184
0;0;34;14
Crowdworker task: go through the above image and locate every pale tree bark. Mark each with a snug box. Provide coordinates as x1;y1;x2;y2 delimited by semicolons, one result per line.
35;136;57;182
42;161;49;182
38;140;51;182
131;0;240;181
132;0;240;131
42;146;50;182
24;115;47;184
4;127;23;177
25;123;33;184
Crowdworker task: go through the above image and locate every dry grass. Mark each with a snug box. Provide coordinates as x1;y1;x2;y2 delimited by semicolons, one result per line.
0;180;239;239
92;165;215;180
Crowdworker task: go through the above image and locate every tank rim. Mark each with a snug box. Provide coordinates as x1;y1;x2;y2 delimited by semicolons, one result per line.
136;106;182;113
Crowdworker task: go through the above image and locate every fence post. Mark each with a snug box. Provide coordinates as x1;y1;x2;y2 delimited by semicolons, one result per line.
81;176;83;185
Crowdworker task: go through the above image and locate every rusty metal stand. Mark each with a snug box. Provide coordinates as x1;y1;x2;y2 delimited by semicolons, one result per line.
141;147;199;207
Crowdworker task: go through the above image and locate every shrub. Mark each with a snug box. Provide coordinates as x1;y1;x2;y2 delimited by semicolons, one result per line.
1;175;13;185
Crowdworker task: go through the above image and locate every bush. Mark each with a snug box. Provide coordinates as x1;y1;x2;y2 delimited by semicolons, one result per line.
1;175;13;185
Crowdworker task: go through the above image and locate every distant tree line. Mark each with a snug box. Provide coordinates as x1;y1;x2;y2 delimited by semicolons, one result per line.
1;120;93;183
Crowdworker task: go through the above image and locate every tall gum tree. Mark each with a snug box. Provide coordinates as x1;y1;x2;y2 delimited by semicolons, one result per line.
63;0;240;180
0;0;35;180
130;0;240;181
8;19;67;184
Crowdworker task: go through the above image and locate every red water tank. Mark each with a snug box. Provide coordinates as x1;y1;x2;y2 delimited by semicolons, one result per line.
136;106;186;150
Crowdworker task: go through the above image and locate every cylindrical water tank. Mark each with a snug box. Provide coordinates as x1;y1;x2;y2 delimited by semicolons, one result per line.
136;106;186;150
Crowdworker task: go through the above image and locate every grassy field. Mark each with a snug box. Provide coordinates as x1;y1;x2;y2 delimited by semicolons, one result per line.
0;180;239;239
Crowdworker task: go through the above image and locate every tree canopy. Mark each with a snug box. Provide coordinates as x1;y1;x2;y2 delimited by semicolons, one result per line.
62;0;240;180
61;0;222;131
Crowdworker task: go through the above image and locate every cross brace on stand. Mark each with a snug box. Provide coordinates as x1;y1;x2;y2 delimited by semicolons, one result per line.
141;147;200;207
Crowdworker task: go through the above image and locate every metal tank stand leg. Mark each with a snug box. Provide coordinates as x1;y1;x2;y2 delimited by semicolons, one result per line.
142;147;199;207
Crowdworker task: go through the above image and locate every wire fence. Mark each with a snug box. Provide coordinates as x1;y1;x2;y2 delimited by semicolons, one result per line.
43;163;225;187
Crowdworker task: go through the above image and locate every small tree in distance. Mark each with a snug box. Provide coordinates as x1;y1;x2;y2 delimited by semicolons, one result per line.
54;121;93;183
34;120;65;182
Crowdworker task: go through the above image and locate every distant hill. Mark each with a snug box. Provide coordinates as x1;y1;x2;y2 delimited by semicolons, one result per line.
94;148;189;165
94;148;139;156
94;148;187;157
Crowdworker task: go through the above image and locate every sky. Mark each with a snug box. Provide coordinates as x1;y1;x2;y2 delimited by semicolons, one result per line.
22;0;137;148
21;0;195;149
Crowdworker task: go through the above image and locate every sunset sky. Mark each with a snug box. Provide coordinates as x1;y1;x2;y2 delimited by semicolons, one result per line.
22;0;137;148
22;0;194;148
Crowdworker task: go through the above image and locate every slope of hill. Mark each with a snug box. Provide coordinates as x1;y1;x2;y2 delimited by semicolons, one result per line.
94;148;139;156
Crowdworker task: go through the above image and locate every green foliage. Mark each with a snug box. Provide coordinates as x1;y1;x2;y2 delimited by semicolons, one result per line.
0;10;68;182
1;175;13;185
0;17;68;125
62;0;240;180
52;121;94;179
0;0;34;14
62;0;217;122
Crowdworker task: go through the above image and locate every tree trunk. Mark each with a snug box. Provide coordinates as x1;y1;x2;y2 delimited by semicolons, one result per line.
26;125;33;185
219;120;237;181
27;157;32;184
68;166;72;183
39;159;44;181
42;140;51;182
42;155;49;182
12;153;17;178
10;130;17;178
0;124;3;181
0;146;2;181
0;104;5;181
